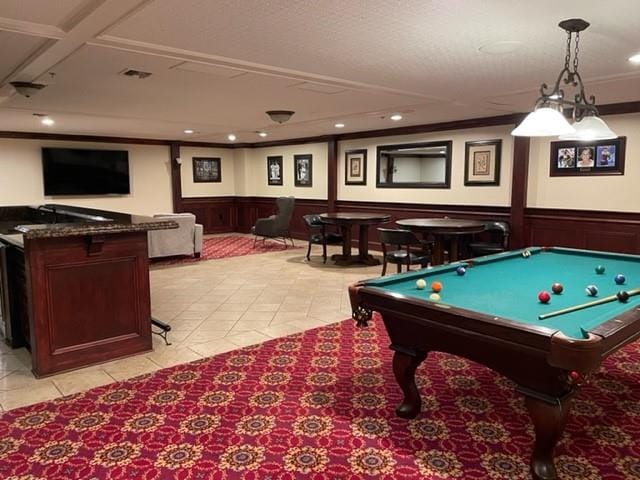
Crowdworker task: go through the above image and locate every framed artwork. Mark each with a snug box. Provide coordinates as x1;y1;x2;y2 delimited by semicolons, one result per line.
267;156;283;186
294;154;313;187
345;149;367;185
192;157;221;183
464;139;502;186
550;137;626;177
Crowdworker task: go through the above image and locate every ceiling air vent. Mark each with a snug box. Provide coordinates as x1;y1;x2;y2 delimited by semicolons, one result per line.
119;69;152;79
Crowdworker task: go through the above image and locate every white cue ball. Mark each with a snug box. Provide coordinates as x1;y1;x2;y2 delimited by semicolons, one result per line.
416;279;427;290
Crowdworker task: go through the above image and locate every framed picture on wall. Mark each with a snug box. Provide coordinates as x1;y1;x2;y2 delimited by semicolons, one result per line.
192;157;221;183
267;155;283;186
294;154;313;187
345;149;367;185
464;139;501;186
550;137;626;176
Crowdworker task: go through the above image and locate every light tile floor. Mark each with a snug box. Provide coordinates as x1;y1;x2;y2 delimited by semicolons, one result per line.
0;237;382;412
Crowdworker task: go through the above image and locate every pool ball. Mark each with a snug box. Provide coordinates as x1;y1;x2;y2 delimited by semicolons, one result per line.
522;249;531;258
538;291;551;304
585;285;598;296
431;281;443;293
456;266;466;276
617;290;630;302
551;283;563;294
595;265;605;275
429;293;441;301
614;274;626;285
416;279;427;290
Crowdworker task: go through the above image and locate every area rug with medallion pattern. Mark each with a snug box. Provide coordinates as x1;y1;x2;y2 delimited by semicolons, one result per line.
1;316;639;479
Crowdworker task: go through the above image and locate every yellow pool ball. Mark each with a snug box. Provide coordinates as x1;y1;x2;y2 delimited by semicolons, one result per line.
429;293;441;301
416;279;427;290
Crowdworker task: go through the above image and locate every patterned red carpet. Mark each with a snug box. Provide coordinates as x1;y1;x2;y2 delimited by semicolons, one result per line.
1;316;639;479
152;235;299;266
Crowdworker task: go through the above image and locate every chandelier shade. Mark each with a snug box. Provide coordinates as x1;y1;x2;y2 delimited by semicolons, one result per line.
558;115;618;141
511;108;575;137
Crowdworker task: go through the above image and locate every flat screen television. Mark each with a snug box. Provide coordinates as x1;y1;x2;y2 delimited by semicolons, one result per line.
42;148;130;195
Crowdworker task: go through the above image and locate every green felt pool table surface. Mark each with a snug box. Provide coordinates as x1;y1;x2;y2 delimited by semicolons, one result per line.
365;247;640;339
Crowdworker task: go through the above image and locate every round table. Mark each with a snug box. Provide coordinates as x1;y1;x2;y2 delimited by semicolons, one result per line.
396;218;486;265
320;212;391;266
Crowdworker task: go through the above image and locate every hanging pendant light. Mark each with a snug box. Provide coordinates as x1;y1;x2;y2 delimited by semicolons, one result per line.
512;19;617;140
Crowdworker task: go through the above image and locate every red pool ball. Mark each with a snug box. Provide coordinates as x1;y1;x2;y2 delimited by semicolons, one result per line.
551;283;563;294
538;291;551;304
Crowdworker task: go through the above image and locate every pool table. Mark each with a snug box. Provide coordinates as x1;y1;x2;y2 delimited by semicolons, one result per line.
349;247;640;480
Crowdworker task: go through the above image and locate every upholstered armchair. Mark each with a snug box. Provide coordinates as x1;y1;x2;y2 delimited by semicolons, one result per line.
148;213;203;258
251;196;295;247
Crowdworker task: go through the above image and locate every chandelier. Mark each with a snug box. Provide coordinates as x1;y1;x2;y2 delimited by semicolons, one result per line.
512;19;617;140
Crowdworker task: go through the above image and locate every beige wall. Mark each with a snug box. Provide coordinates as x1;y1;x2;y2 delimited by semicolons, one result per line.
338;125;514;206
238;143;328;199
0;139;172;215
180;146;236;197
527;113;640;212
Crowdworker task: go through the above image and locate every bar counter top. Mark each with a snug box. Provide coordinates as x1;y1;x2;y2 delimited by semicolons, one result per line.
0;204;177;240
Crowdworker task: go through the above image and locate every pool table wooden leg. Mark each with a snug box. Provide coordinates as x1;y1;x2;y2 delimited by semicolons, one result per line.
392;349;427;419
524;394;572;480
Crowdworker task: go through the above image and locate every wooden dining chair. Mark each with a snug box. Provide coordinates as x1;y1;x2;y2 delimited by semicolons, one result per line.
377;228;431;276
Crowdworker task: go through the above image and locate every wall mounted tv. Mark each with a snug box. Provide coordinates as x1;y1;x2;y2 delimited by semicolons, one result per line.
42;148;130;196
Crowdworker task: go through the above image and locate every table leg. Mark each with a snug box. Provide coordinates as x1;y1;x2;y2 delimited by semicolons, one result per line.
431;236;445;265
358;224;369;261
449;235;459;263
524;394;572;480
341;225;352;262
392;349;428;419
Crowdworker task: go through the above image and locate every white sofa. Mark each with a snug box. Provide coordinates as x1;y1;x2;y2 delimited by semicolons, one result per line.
148;213;203;259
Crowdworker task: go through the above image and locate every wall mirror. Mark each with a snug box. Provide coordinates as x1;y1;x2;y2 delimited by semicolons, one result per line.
376;141;452;188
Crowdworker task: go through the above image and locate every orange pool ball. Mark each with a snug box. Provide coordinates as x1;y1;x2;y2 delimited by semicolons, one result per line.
431;281;442;293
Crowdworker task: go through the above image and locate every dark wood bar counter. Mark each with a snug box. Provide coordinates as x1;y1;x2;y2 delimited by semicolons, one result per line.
0;205;176;377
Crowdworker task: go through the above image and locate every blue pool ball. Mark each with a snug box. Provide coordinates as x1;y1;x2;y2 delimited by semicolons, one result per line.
614;274;626;285
585;285;598;297
456;266;466;276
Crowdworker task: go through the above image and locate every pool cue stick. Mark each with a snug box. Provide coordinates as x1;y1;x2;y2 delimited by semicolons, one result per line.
538;288;640;321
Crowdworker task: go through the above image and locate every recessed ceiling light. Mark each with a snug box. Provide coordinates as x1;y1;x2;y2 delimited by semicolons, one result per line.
257;132;268;137
478;40;523;55
227;134;237;141
629;53;640;64
183;129;194;134
390;114;403;121
41;117;55;126
334;123;345;128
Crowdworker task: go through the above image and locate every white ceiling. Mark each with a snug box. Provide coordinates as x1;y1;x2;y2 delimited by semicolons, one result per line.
0;0;639;143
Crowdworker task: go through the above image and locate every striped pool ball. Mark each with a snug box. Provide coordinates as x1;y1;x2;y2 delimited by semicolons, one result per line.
585;285;598;297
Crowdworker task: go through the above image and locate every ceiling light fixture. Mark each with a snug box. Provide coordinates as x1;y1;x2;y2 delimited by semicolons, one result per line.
183;129;194;134
512;19;617;140
629;53;640;64
334;123;345;128
257;131;268;138
390;114;403;121
41;117;55;126
227;134;237;141
266;110;295;124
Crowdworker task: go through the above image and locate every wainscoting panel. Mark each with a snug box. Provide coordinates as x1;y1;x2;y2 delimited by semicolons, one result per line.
525;209;640;254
